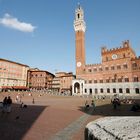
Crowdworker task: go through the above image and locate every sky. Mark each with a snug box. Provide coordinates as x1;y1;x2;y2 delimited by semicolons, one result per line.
0;0;140;74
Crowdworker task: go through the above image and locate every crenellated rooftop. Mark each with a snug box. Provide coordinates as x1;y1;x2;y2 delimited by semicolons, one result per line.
101;40;135;55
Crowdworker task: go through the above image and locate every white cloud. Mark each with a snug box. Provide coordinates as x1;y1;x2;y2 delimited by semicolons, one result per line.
0;13;36;32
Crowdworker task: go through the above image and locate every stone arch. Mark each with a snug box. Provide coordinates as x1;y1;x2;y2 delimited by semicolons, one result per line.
74;82;80;94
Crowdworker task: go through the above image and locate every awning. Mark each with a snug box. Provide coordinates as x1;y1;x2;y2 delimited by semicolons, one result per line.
12;86;29;90
1;86;13;89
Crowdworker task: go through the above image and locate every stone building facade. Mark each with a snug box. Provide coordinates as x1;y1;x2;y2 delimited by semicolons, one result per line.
51;72;75;94
72;5;140;96
0;58;29;91
28;69;54;90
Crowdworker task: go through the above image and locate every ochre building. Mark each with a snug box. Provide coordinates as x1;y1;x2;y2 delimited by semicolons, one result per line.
0;58;29;91
72;5;140;95
51;72;75;94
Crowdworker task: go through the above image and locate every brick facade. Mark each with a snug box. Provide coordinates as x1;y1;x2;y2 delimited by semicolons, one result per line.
28;70;54;90
52;72;75;94
72;5;140;95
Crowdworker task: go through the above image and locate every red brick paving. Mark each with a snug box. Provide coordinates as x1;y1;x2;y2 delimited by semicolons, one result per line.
0;92;140;140
0;92;87;140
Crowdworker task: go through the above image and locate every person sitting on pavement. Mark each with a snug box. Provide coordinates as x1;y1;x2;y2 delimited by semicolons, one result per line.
85;100;90;110
91;100;96;110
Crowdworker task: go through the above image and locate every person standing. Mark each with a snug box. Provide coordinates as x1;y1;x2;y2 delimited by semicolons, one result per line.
91;100;96;111
2;97;7;113
7;96;12;113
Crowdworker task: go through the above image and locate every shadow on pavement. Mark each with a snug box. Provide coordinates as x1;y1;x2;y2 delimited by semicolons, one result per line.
0;103;48;140
78;100;140;116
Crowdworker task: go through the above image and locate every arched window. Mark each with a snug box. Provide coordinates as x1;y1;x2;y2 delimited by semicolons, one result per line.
123;63;128;69
89;88;92;94
126;88;130;93
134;76;139;82
100;88;103;93
119;88;123;93
107;88;110;93
124;77;129;82
135;88;139;94
95;88;98;93
85;89;87;93
77;13;80;19
113;88;116;93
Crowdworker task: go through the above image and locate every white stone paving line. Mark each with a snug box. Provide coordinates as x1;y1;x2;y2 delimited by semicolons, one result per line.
50;111;92;140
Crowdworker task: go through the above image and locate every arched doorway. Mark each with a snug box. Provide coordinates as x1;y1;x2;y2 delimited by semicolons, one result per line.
74;82;80;94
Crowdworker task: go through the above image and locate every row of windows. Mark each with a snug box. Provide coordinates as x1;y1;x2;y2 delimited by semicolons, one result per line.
86;64;129;73
85;88;140;94
31;74;46;77
1;83;26;86
87;63;139;73
85;77;139;84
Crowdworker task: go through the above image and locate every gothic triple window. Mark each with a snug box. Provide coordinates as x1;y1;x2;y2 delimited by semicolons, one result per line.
94;80;97;83
93;68;97;72
117;65;121;70
132;63;137;68
105;67;109;71
100;80;103;83
99;67;103;71
134;76;139;82
124;77;129;82
118;78;122;82
89;80;92;83
123;64;128;69
88;69;92;72
111;66;115;70
106;79;109;83
112;79;115;83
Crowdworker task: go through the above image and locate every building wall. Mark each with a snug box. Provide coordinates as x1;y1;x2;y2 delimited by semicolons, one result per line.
0;59;29;90
28;70;54;90
60;74;75;93
73;6;140;95
52;72;75;93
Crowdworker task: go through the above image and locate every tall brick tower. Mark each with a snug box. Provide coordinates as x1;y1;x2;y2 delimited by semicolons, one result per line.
74;5;86;76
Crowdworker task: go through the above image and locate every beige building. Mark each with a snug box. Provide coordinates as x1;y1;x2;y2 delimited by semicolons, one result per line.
51;72;75;94
0;58;29;91
72;5;140;96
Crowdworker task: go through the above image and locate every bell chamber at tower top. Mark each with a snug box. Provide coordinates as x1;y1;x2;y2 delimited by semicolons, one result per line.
74;5;86;32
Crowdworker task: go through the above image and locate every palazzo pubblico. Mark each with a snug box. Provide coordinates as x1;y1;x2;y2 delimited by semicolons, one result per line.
72;5;140;96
